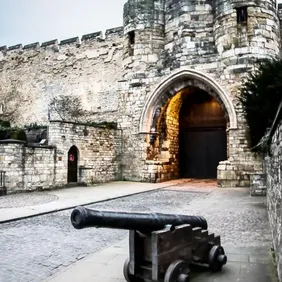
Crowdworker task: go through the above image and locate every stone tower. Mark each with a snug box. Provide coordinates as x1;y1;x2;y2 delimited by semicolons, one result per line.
164;0;215;68
120;0;281;187
214;0;279;66
123;0;165;61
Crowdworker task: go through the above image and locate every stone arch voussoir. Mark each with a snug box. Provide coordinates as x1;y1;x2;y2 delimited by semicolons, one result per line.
139;68;238;133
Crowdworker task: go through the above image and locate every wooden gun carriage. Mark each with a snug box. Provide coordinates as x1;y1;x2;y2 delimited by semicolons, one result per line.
71;206;227;282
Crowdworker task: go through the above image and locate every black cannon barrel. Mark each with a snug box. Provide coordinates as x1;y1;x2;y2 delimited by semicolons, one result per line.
71;206;208;231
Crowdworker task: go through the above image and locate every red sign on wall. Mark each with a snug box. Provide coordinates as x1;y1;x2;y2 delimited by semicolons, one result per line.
69;154;75;162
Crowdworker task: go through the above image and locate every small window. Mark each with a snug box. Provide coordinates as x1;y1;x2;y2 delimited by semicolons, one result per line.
0;103;4;114
236;7;248;24
128;31;135;45
128;31;135;56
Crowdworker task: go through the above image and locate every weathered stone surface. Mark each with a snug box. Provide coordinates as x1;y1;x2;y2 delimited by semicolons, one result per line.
265;120;282;282
250;173;266;196
48;121;121;186
0;0;280;187
0;122;121;193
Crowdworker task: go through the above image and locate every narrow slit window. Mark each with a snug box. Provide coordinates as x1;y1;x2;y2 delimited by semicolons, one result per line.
236;7;248;24
129;31;135;44
128;31;135;56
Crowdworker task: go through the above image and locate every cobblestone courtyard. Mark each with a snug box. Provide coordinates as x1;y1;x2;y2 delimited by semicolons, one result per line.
0;182;277;282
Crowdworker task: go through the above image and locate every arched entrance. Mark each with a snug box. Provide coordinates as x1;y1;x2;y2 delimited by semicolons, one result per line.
179;88;227;178
140;68;237;182
67;146;79;183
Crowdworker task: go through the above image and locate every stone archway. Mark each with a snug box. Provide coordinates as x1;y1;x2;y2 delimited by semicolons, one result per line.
178;88;227;178
140;68;238;182
139;68;237;133
67;145;79;183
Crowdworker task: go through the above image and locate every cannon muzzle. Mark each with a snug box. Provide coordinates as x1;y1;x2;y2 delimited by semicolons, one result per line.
71;206;208;231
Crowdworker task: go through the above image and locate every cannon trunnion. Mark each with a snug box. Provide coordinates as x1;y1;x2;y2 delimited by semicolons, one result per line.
71;207;227;282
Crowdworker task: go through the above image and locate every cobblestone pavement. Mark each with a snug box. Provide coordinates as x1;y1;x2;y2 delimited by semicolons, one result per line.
0;193;58;208
0;182;276;282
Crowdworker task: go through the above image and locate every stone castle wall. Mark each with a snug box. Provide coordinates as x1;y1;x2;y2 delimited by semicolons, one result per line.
119;0;280;186
0;122;120;193
48;121;121;185
265;118;282;282
0;27;124;126
0;0;281;187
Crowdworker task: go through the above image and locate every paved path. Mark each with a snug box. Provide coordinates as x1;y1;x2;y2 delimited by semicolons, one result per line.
0;180;277;282
0;180;184;223
0;179;204;282
45;183;277;282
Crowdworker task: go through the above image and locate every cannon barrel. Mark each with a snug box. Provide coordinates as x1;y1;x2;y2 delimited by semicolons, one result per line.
71;206;208;231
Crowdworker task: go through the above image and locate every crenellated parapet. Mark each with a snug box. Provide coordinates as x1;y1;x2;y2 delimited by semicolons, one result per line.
0;26;124;57
0;26;126;127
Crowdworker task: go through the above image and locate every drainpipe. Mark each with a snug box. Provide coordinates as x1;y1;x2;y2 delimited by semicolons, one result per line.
116;125;124;180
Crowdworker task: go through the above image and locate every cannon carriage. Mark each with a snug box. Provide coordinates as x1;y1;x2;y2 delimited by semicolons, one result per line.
71;206;227;282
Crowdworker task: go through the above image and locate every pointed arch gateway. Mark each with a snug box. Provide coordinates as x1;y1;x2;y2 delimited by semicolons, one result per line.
140;68;237;133
140;68;238;180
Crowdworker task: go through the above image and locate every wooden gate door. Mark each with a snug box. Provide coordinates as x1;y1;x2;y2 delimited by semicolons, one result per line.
67;146;78;183
179;128;227;179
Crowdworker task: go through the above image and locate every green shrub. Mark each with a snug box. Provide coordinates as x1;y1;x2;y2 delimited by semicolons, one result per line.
0;128;10;139
239;58;282;151
11;129;27;142
24;122;45;131
0;120;11;128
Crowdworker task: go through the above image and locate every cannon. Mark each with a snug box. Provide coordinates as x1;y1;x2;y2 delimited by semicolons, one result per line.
71;206;208;231
71;206;227;282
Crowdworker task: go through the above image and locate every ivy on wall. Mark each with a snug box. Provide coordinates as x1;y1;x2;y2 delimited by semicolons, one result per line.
239;58;282;152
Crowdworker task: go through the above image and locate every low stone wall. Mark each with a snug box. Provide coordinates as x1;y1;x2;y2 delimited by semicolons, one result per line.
48;121;121;185
265;120;282;281
0;121;121;193
0;140;25;192
0;140;56;193
24;145;56;191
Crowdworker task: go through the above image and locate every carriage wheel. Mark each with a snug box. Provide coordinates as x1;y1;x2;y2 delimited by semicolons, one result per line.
208;245;227;272
164;260;190;282
123;259;142;282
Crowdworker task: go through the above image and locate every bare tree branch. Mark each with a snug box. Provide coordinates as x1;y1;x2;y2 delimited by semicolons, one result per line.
0;83;21;123
49;95;89;122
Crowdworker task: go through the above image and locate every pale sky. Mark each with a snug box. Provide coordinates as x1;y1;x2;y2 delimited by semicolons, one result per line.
0;0;127;47
1;0;282;47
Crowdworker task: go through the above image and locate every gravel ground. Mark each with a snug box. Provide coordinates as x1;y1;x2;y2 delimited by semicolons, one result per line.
0;184;271;282
0;193;58;208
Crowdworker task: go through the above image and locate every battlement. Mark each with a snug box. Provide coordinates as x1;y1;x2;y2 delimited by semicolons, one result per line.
0;26;124;55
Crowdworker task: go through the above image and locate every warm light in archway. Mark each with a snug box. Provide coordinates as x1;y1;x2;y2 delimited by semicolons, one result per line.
210;99;220;107
166;90;184;116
